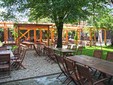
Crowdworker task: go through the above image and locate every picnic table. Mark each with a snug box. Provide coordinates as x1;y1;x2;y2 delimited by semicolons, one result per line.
0;50;14;59
48;46;74;57
22;41;34;49
67;55;113;76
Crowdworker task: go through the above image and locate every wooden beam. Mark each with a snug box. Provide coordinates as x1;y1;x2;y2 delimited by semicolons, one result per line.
77;29;80;40
34;29;36;43
47;26;50;46
18;27;54;31
94;31;96;42
103;29;107;45
20;32;27;39
51;30;54;43
18;30;30;39
4;23;8;42
89;28;92;46
28;30;30;40
40;30;42;43
66;30;68;43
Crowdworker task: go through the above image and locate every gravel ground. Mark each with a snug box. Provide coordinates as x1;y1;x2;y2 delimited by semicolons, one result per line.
0;50;61;84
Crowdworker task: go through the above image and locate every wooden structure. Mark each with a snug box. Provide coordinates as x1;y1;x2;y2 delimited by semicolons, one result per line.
0;22;108;46
89;27;107;46
0;22;13;42
63;26;82;44
14;23;54;45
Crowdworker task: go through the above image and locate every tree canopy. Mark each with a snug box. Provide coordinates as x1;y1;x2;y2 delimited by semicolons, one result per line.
0;0;110;47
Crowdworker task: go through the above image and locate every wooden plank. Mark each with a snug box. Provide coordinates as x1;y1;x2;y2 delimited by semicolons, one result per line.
20;32;27;39
18;27;54;30
18;30;30;39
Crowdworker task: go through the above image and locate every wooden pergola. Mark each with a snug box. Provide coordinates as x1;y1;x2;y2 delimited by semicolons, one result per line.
0;22;108;46
63;26;82;44
89;27;107;46
14;23;54;45
0;22;13;42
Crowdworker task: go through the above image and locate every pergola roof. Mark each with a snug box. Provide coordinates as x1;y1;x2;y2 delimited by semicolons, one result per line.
14;23;54;30
0;22;13;28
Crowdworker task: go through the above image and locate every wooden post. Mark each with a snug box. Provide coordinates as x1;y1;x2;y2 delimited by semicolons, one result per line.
4;23;8;43
89;28;92;46
40;29;42;43
51;30;54;43
47;26;50;46
94;31;96;42
66;30;68;43
34;29;36;43
14;27;18;45
77;29;80;40
104;29;107;45
28;30;30;40
17;26;19;45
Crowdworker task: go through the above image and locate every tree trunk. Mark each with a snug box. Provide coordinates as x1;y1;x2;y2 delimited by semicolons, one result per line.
56;22;63;48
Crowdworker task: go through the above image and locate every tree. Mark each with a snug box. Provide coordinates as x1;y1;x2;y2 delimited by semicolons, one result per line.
1;0;107;48
87;4;113;46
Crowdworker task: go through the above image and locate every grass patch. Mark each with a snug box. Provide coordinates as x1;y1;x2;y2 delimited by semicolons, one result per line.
82;46;113;59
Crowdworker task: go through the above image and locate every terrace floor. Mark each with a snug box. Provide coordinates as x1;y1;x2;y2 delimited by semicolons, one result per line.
1;73;113;85
0;50;61;84
1;74;75;85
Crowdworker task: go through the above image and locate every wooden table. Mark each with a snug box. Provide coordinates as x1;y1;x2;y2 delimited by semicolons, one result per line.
48;46;74;57
3;41;16;46
0;50;14;59
67;55;113;76
22;41;34;49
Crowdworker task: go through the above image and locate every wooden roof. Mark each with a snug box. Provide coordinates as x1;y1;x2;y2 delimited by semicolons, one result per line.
0;22;13;28
14;23;54;30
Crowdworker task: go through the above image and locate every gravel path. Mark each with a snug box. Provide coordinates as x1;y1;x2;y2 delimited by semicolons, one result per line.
0;50;61;83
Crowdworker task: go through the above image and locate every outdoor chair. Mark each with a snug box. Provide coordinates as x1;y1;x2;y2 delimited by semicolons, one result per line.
43;46;49;56
71;45;77;50
0;46;7;50
91;50;103;76
65;45;76;56
46;48;56;64
54;54;69;83
106;52;113;61
33;44;42;56
103;52;113;83
76;46;84;55
44;47;50;61
77;64;108;85
11;48;26;69
67;44;71;49
13;45;23;57
93;50;103;59
0;54;11;78
64;58;80;85
70;45;77;55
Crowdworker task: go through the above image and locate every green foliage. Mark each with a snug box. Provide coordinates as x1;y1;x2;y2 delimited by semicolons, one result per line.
74;34;78;40
0;0;108;47
87;2;113;30
94;9;113;30
0;0;102;23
